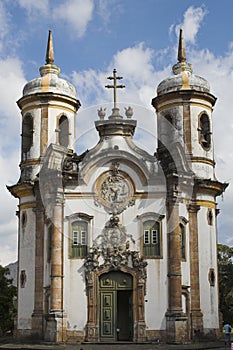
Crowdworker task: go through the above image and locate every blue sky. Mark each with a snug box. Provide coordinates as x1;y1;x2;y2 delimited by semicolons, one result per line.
1;0;233;265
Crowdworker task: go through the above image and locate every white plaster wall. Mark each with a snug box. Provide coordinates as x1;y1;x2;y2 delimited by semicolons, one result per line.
17;208;35;329
198;206;219;329
64;259;87;330
145;218;168;330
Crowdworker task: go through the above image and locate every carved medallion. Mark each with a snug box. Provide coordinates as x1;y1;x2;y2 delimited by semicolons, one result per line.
96;163;135;213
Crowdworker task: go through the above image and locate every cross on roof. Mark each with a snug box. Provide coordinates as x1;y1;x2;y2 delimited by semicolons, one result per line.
105;69;125;109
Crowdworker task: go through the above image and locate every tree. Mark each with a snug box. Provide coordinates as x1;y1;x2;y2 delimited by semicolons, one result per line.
218;244;233;324
0;265;17;335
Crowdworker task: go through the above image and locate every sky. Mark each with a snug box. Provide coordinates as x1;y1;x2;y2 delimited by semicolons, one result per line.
0;0;233;266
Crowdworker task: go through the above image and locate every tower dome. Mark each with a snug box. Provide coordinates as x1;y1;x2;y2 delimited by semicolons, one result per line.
157;29;210;96
23;30;77;98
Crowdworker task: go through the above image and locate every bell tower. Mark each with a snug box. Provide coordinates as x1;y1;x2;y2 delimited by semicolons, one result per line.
17;30;80;182
8;31;81;341
152;29;216;180
152;29;228;342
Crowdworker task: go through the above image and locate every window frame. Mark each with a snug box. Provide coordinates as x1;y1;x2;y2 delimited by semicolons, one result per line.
58;114;69;148
198;112;211;150
22;113;33;155
67;213;93;259
137;213;164;259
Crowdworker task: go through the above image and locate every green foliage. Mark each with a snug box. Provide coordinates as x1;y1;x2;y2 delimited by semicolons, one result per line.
0;265;17;335
218;244;233;324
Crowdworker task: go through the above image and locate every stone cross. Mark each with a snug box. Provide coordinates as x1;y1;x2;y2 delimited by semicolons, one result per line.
105;69;125;109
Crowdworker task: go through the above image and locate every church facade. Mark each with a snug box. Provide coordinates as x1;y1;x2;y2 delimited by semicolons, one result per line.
8;30;227;344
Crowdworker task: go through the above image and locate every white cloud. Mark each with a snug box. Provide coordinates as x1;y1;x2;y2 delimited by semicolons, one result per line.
112;43;154;84
97;0;123;27
53;0;94;38
0;58;26;145
18;0;49;14
0;57;25;266
170;5;207;44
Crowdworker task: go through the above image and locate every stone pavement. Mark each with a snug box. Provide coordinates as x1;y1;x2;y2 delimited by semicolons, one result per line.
0;341;232;350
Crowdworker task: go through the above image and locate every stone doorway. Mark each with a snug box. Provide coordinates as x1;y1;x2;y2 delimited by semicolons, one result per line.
84;245;147;342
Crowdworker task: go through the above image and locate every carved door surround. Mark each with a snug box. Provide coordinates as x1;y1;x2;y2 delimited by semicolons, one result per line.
84;247;147;342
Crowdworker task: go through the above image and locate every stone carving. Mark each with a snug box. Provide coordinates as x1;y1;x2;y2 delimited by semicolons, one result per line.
62;149;89;182
97;107;106;119
84;244;147;281
93;213;135;250
125;106;133;118
84;213;147;282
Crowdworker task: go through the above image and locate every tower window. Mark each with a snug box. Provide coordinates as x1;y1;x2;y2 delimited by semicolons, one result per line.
59;115;69;147
199;113;211;149
70;220;88;258
207;208;213;226
22;114;33;153
143;220;160;257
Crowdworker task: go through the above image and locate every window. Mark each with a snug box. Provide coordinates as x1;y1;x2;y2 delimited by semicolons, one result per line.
199;113;211;149
22;114;33;153
179;223;186;260
143;220;160;257
58;115;69;147
70;221;88;258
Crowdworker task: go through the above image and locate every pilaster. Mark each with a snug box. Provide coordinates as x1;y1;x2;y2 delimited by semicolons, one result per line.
45;195;66;342
31;185;45;339
166;177;188;343
188;203;203;337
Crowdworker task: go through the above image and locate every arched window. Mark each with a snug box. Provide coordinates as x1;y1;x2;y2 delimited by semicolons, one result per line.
58;115;69;147
70;220;88;258
22;114;33;153
143;220;161;257
199;113;211;149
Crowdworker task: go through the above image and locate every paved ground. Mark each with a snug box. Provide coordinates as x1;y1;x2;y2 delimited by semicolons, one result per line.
0;341;232;350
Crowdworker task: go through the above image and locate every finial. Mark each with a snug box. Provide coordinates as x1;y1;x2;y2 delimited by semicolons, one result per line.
177;28;186;63
46;29;54;64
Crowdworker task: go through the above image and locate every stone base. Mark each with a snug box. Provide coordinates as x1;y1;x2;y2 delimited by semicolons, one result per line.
66;330;85;343
44;312;67;343
31;311;44;339
14;328;32;341
166;312;189;344
85;322;99;342
134;321;147;342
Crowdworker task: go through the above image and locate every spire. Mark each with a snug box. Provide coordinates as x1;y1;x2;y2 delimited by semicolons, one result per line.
172;28;192;76
46;29;54;64
177;28;186;63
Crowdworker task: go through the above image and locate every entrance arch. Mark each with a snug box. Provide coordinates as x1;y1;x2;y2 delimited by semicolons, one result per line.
99;271;133;341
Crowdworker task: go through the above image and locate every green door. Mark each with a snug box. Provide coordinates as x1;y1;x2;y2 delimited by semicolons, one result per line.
99;272;133;342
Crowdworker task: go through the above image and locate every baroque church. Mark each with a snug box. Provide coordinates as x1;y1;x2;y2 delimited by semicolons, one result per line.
8;30;228;344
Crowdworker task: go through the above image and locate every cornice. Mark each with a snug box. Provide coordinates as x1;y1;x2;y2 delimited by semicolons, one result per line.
7;182;34;199
17;92;80;111
152;89;216;111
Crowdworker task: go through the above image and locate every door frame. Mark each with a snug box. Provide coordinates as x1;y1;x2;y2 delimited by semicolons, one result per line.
85;265;147;343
